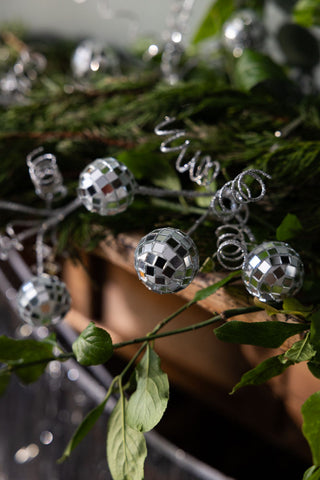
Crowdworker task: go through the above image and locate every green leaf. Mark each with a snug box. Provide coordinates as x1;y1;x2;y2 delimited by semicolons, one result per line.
0;335;56;384
107;396;147;480
310;310;320;349
303;466;320;480
302;392;320;466
284;336;316;363
277;23;320;70
0;371;11;396
72;322;113;366
0;334;56;362
231;354;292;394
214;320;308;348
281;297;313;317
276;213;303;241
152;170;181;192
58;392;109;463
193;270;241;302
126;345;169;432
253;297;281;316
192;0;235;44
293;0;320;27
307;347;320;379
308;361;320;379
234;50;287;91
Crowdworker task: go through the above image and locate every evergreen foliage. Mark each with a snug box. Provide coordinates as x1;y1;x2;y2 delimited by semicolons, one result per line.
1;30;320;283
1;14;320;479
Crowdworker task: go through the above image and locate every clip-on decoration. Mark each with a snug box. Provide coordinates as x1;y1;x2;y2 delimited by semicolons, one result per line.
0;117;304;327
134;117;304;301
0;139;211;325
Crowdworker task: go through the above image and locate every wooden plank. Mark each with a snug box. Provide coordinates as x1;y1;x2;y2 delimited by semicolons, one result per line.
96;231;267;321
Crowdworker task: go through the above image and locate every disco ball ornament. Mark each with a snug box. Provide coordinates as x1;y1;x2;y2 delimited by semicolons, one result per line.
78;157;137;216
242;241;304;303
16;274;71;326
135;227;199;294
71;39;120;78
222;9;265;57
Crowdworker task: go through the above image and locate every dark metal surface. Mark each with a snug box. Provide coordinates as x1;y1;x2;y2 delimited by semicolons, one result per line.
0;253;232;480
0;250;311;480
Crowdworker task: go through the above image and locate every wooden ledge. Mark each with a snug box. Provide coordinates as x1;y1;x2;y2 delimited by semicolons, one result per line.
63;230;319;436
96;231;266;320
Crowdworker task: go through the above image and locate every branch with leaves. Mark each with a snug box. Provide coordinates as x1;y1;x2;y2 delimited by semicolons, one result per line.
1;271;320;480
2;5;320;478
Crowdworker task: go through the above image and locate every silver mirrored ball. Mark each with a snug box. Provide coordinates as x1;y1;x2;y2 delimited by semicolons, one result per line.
135;227;199;294
78;157;137;216
71;39;120;78
17;274;71;326
242;241;304;303
222;9;265;57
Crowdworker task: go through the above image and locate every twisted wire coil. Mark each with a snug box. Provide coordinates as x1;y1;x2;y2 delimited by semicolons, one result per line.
155;116;220;187
26;147;67;202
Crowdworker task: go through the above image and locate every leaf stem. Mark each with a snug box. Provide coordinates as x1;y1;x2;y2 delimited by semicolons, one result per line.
113;305;262;349
119;343;147;379
57;374;119;463
152;299;196;336
0;352;75;374
295;331;311;360
115;297;207;378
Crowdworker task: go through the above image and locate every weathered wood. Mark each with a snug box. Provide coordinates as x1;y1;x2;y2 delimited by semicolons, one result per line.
62;231;319;449
96;231;266;318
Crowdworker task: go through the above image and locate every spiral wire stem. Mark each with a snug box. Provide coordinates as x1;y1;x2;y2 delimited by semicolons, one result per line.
215;223;256;270
212;169;271;269
1;137;82;271
154;118;271;256
210;169;271;222
26;147;67;203
155;116;220;187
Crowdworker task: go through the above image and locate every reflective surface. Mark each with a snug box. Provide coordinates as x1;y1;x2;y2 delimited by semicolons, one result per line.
16;274;71;326
78;158;136;216
0;300;232;480
242;241;304;302
135;227;199;294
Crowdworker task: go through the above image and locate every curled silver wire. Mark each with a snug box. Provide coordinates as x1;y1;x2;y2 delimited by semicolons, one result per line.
155;116;220;187
26;147;67;203
210;169;271;222
212;169;271;270
215;224;255;270
232;168;271;203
